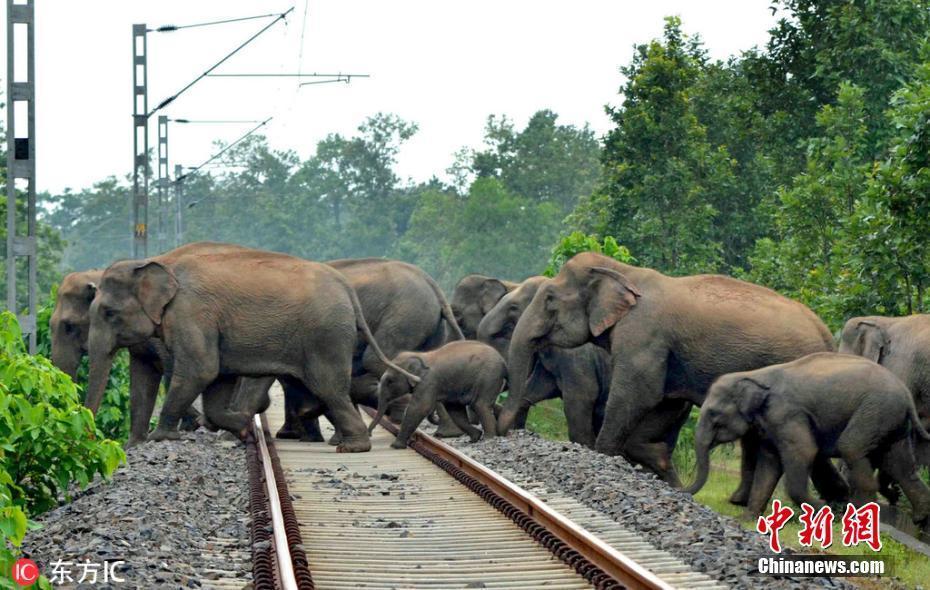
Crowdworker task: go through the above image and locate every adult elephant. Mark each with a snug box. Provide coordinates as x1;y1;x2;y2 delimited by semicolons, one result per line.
504;252;844;504
839;315;930;467
85;247;418;452
479;276;691;484
50;244;255;444
451;274;519;339
275;258;465;441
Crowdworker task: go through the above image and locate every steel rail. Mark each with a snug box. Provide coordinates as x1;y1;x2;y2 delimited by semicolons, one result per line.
253;414;299;590
364;407;674;590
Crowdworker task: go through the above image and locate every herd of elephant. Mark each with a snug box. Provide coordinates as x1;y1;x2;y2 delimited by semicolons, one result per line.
48;242;930;528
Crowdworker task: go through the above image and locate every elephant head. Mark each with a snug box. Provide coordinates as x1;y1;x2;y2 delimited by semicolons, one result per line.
368;355;430;434
49;270;101;379
686;374;768;495
85;260;179;414
838;318;889;363
477;276;547;358
451;275;515;339
498;253;641;434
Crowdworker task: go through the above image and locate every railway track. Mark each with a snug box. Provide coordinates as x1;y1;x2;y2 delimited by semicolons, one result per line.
245;393;728;590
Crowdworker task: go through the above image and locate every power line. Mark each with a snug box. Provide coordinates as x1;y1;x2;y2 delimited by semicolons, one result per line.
149;12;282;33
170;119;264;124
148;7;294;116
176;117;273;183
208;72;369;78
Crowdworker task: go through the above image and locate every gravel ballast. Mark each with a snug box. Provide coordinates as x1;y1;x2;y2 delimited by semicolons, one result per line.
442;429;861;590
22;430;251;589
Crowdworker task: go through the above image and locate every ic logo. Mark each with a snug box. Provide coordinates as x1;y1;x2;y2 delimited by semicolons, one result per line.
12;558;39;586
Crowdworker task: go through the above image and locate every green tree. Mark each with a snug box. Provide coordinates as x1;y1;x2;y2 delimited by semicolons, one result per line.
581;17;733;275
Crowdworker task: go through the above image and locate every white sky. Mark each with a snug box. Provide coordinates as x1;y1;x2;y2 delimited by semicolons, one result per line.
1;1;777;194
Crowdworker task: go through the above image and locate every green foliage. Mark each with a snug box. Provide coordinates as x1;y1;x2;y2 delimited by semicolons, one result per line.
543;232;635;278
34;288;131;442
0;312;124;584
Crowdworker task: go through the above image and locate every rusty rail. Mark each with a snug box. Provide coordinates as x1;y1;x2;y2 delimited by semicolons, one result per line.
363;408;673;590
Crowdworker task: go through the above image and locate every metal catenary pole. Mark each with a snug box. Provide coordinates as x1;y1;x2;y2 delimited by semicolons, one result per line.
174;163;183;247
132;24;149;258
6;0;38;352
157;115;168;253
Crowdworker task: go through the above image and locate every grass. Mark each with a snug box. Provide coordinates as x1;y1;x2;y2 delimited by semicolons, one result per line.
524;405;930;589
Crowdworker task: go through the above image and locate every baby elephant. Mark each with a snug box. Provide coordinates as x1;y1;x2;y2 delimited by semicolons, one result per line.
687;352;930;526
369;341;507;449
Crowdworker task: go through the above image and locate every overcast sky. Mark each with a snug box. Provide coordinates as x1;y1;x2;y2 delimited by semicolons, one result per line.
1;1;778;194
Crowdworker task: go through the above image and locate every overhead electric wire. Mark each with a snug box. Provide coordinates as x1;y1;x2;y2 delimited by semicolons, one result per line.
149;12;282;33
176;117;273;183
170;119;263;124
207;72;369;78
148;7;294;117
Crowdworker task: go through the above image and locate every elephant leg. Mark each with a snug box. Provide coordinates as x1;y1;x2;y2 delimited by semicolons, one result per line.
563;392;596;448
179;404;203;432
843;457;879;507
880;438;930;525
434;403;466;438
744;445;783;518
276;381;305;440
446;403;482;443
730;431;759;506
472;400;498;439
127;354;162;447
151;372;214;441
777;427;822;509
594;346;667;456
878;468;901;505
303;349;369;453
810;456;850;504
300;414;325;443
393;395;433;449
202;377;252;438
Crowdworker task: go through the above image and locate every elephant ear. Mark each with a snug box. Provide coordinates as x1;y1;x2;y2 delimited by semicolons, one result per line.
855;321;889;363
402;356;431;389
586;267;642;338
133;261;179;325
736;377;771;420
83;281;98;303
480;279;510;314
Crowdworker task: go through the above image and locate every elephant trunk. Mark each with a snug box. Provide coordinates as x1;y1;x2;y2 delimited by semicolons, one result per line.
85;327;116;415
685;420;715;495
477;315;511;359
368;385;389;435
498;315;538;436
50;339;82;381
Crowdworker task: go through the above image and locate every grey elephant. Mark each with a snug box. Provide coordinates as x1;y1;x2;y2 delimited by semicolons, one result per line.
50;250;244;443
368;340;507;448
479;275;691;484
686;352;930;526
276;258;465;443
505;252;847;507
451;274;519;339
85;246;419;452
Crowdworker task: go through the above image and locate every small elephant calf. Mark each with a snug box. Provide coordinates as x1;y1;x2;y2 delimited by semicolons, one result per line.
369;340;507;449
687;352;930;527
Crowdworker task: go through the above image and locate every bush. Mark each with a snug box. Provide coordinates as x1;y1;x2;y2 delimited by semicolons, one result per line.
0;311;124;585
35;287;131;442
544;232;636;277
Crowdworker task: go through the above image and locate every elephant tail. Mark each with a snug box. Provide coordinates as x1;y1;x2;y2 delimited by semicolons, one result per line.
424;273;465;341
908;400;930;441
343;280;424;385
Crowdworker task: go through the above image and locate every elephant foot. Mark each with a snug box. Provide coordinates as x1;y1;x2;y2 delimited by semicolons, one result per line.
336;437;371;453
124;435;147;449
275;426;301;440
390;439;408;450
426;411;440;425
468;432;482;443
301;431;325;443
148;428;181;442
327;432;343;446
739;509;760;523
728;489;750;507
434;424;466;438
198;416;219;432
